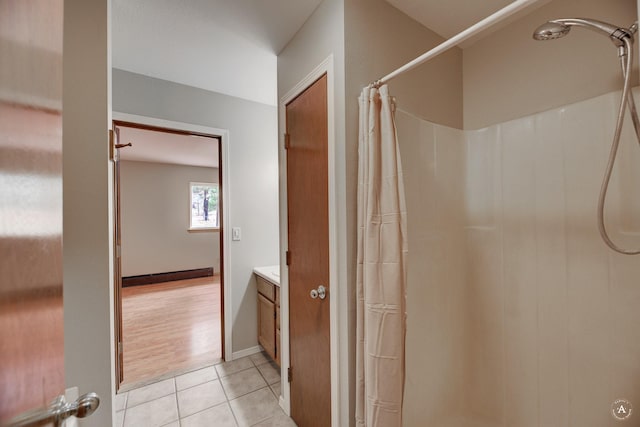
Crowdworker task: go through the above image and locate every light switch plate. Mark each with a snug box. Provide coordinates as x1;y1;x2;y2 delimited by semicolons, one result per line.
232;227;241;241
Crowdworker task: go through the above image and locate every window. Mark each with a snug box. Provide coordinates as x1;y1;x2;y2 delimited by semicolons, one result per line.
189;182;219;230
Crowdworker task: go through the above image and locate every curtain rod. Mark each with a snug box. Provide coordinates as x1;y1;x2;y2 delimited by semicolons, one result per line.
372;0;542;87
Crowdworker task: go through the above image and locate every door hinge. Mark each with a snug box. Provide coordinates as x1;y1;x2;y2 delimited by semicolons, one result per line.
284;133;290;150
287;367;292;383
286;250;291;266
109;129;115;161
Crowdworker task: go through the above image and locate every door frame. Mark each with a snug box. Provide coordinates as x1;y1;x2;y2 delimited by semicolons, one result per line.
278;55;345;426
111;112;233;388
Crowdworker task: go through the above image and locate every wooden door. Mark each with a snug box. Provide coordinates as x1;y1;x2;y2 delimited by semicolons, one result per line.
286;74;330;427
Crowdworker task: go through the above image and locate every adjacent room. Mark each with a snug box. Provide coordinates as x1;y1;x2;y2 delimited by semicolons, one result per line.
114;123;223;390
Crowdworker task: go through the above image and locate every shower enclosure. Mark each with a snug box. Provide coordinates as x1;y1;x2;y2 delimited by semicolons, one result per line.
396;0;640;426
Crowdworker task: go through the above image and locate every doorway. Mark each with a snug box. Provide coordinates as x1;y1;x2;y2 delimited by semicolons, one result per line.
113;121;225;391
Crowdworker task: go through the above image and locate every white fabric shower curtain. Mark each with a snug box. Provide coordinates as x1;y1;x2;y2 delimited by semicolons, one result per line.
356;84;408;427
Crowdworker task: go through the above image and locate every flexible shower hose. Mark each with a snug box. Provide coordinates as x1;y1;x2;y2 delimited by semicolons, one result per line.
597;35;640;254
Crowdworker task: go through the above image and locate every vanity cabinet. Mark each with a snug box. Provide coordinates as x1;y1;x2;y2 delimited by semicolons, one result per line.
256;275;280;366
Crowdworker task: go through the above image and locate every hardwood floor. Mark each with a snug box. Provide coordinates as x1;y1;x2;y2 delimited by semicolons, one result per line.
121;275;222;390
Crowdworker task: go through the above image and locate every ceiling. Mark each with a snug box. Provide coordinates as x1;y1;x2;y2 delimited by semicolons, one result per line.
386;0;516;40
112;0;525;106
112;1;529;166
117;126;219;169
112;0;323;106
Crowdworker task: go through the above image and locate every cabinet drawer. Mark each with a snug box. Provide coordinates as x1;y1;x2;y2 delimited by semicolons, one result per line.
256;276;275;301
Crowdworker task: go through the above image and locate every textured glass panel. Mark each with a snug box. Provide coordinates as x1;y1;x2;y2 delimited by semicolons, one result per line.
0;0;63;422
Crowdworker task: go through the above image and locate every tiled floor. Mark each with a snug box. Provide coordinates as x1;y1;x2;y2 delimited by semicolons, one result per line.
113;352;297;427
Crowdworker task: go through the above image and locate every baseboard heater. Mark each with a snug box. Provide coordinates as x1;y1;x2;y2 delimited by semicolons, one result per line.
122;267;214;287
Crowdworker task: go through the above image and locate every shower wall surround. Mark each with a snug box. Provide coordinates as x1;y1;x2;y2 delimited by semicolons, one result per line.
398;88;640;427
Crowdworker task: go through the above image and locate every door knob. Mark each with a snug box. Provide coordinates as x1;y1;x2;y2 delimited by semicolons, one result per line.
310;285;327;300
7;392;100;427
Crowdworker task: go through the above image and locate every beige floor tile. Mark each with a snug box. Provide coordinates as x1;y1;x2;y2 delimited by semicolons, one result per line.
229;387;283;427
114;410;124;427
176;366;218;391
252;412;298;427
257;362;280;385
123;394;178;427
180;402;238;427
127;378;175;408
249;351;270;366
177;379;227;418
114;392;128;411
270;382;281;399
161;422;180;427
221;367;269;399
215;357;254;378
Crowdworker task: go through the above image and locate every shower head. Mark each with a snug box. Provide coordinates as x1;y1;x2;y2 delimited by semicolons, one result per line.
532;21;571;40
533;18;635;46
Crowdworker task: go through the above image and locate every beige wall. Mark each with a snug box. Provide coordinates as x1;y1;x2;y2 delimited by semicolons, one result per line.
463;0;638;130
120;161;220;277
397;88;640;426
345;0;463;129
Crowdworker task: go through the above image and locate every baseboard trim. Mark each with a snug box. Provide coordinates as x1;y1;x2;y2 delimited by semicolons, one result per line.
231;345;263;361
122;267;213;287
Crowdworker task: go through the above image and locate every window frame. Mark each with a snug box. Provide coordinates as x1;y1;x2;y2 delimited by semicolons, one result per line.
188;181;220;232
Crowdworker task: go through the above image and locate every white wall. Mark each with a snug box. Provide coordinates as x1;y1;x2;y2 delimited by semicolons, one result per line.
395;110;468;426
113;69;279;354
397;87;640;427
120;161;220;276
63;1;114;426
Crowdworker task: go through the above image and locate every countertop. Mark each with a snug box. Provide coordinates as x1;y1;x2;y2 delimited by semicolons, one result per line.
253;265;280;287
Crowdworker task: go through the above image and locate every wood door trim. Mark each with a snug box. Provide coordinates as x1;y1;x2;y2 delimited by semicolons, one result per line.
277;55;343;425
112;126;124;388
113;112;233;360
112;120;227;389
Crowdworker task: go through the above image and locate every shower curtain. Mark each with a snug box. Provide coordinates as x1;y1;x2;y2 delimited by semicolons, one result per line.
356;84;408;427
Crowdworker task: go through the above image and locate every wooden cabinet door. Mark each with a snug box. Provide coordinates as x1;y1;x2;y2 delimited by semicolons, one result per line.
257;293;276;360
